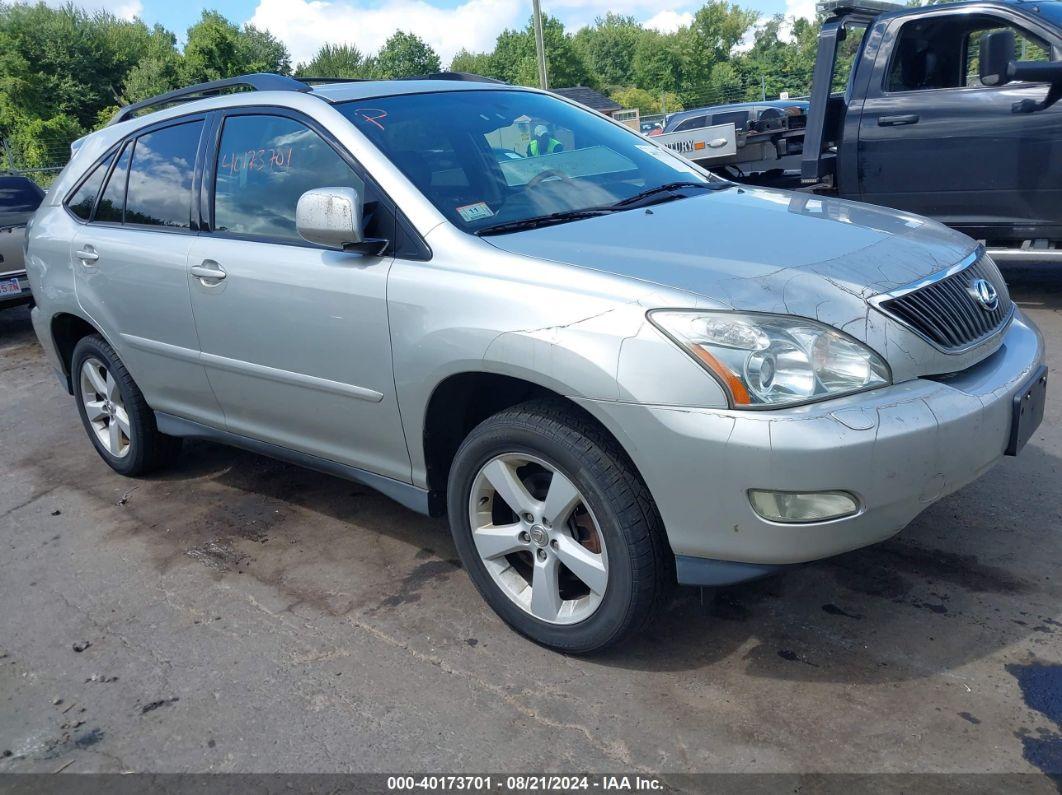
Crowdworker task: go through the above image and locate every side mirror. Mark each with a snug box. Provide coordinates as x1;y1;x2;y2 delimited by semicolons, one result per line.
296;187;387;255
979;29;1015;86
979;29;1062;112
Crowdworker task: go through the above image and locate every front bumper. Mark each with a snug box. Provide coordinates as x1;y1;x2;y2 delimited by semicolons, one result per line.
577;312;1046;584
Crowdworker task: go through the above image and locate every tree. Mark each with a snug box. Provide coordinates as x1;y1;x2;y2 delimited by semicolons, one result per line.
449;48;494;77
180;11;242;83
0;3;152;134
631;29;686;96
237;24;291;75
609;86;682;115
121;24;182;103
374;31;440;78
573;14;641;87
180;11;290;84
677;1;758;104
490;15;592;89
297;43;369;78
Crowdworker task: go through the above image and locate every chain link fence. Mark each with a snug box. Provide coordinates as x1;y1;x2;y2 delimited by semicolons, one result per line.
1;135;72;188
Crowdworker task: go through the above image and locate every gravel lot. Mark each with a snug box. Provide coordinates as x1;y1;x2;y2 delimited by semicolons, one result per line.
0;264;1060;782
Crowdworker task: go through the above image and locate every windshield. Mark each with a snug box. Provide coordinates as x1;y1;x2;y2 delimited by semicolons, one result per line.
338;89;715;233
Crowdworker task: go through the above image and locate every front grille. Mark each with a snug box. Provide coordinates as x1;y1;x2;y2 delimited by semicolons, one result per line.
874;254;1013;351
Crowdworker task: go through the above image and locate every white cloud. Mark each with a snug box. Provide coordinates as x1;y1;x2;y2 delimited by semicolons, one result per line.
45;0;144;20
643;9;694;33
247;0;706;65
785;0;817;21
247;0;524;67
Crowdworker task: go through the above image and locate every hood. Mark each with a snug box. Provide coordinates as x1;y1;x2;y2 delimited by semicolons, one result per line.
484;186;975;333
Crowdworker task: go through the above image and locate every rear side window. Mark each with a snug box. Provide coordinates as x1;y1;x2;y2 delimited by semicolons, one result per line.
96;144;131;224
125;121;203;228
212;114;371;244
673;116;705;132
67;153;114;220
0;176;44;214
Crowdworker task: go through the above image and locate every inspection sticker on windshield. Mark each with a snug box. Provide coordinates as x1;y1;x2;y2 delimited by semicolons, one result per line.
457;202;494;223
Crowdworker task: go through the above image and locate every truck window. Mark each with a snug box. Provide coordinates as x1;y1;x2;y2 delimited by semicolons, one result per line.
673;116;705;132
887;14;1055;92
833;23;869;95
964;23;1053;86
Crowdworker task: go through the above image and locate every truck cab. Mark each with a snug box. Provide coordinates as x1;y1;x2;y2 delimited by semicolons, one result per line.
804;0;1062;254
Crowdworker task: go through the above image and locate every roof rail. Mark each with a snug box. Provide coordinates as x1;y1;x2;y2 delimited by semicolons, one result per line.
400;72;506;84
109;73;312;126
296;76;368;85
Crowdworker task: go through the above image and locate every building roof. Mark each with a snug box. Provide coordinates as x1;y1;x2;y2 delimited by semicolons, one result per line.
550;86;623;113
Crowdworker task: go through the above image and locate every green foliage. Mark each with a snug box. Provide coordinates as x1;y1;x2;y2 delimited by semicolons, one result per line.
374;30;441;78
490;14;592;89
297;43;370;78
5;112;83;170
449;49;494;77
573;14;641;87
0;0;827;175
608;86;683;115
237;25;292;75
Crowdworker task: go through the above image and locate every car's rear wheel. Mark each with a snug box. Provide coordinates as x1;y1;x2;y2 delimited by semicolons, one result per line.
447;400;672;653
72;334;181;476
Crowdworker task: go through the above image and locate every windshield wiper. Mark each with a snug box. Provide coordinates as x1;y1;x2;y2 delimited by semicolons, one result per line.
475;208;613;236
608;180;732;210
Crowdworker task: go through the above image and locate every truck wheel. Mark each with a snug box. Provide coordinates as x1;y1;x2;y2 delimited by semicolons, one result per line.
447;400;672;653
71;335;181;476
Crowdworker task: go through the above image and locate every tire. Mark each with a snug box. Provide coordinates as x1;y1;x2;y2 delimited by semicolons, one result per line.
447;399;672;653
71;334;181;476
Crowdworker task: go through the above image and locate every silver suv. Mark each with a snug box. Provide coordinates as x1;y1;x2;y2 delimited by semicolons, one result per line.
26;73;1048;652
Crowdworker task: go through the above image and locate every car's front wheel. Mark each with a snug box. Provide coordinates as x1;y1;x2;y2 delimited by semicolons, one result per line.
71;334;181;476
447;400;672;653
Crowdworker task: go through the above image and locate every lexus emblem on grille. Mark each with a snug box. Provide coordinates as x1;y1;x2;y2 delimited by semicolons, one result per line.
970;278;999;312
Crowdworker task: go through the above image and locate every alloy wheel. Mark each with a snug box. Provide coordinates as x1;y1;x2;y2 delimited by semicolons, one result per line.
80;357;131;458
468;453;608;624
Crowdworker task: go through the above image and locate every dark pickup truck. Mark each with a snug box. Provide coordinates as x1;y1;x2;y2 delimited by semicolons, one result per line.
660;0;1062;262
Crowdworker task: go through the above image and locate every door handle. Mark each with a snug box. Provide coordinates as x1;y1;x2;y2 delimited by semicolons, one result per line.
191;261;226;286
75;246;99;265
878;114;919;126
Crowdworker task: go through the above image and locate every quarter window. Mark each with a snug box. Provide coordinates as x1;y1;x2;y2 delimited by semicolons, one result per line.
212;114;372;244
95;144;131;224
67;153;114;220
125;121;202;228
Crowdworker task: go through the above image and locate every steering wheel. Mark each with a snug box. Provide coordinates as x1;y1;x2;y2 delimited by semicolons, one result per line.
526;169;571;189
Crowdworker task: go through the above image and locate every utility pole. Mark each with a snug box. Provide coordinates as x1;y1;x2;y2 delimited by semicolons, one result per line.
532;0;548;90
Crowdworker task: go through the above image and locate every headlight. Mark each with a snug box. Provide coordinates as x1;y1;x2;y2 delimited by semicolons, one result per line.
648;310;891;408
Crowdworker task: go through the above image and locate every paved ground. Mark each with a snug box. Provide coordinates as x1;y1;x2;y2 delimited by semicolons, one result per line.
0;265;1060;781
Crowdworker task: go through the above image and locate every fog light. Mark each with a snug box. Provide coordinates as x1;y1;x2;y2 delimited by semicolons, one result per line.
748;489;860;523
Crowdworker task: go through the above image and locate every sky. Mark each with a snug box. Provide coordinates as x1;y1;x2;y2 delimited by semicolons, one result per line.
56;0;817;67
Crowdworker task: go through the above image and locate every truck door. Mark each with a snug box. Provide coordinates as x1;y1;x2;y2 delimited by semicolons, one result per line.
856;9;1061;242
